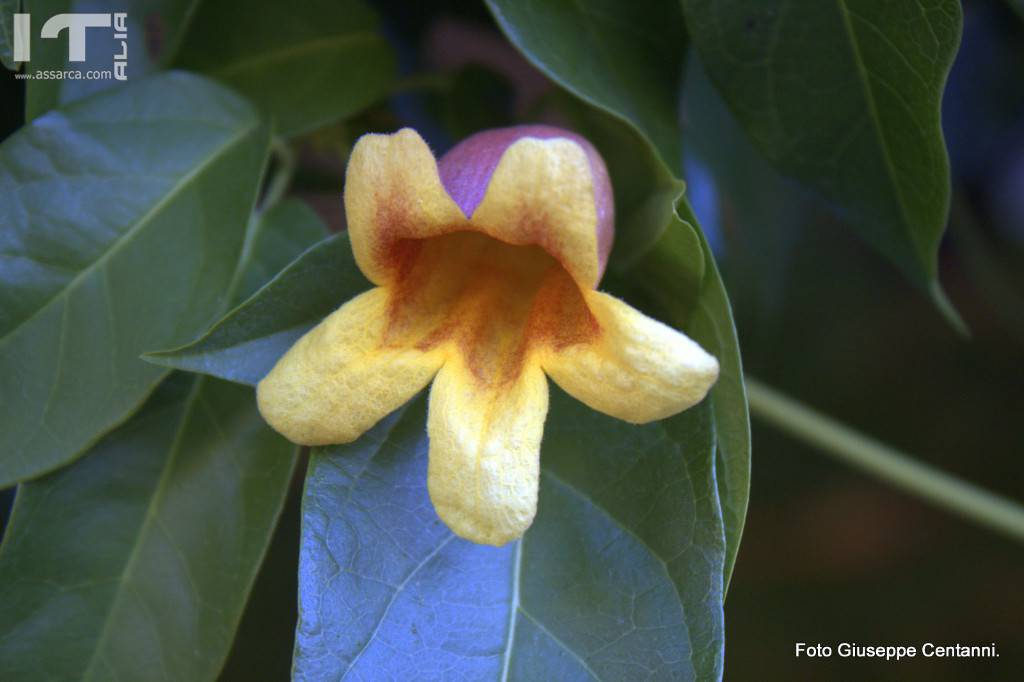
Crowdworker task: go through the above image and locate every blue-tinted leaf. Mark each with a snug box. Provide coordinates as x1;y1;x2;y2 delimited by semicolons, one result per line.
0;71;269;486
293;389;725;680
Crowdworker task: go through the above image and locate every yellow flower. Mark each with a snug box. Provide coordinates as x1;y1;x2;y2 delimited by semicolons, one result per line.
257;126;719;546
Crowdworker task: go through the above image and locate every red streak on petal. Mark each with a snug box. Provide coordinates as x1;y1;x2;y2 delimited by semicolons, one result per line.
379;232;599;387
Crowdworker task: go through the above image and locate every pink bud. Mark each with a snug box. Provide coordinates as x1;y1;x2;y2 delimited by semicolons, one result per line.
438;125;615;279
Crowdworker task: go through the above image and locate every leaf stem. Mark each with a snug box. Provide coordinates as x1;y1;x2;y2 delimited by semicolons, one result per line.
745;377;1024;542
260;137;296;213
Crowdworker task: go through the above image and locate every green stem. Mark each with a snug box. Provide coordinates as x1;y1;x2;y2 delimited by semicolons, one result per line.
259;137;296;214
745;377;1024;542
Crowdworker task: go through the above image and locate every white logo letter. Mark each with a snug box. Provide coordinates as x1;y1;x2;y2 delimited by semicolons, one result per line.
12;14;31;62
40;13;111;62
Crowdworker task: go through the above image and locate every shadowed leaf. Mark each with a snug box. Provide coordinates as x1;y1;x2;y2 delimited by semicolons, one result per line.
682;0;964;323
0;0;18;71
486;0;687;172
0;374;297;681
175;0;396;137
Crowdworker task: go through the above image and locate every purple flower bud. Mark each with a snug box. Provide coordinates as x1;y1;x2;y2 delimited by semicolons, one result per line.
438;125;615;279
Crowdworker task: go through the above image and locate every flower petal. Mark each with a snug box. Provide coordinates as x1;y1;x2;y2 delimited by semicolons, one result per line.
257;288;444;445
427;356;548;546
345;128;609;291
470;137;603;289
541;292;719;424
344;129;468;285
438;125;615;278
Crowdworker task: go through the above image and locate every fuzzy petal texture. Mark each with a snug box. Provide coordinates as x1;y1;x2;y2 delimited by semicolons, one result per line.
344;128;468;286
344;128;603;290
439;125;614;281
257;288;444;445
471;137;602;289
541;291;720;424
427;356;549;546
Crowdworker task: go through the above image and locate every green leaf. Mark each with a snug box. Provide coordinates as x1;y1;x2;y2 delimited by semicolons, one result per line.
174;0;397;137
550;89;701;275
486;0;687;172
682;0;963;311
146;233;370;385
0;374;296;681
22;0;200;119
682;52;809;331
0;71;270;486
293;389;724;680
235;198;329;304
550;93;750;589
639;204;751;590
0;0;18;71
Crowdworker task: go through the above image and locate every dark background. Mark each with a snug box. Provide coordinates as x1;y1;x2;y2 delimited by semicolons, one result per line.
2;1;1021;680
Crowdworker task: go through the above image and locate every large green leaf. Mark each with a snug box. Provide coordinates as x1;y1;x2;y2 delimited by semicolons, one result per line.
146;233;370;385
636;206;750;590
551;90;702;279
174;0;396;137
234;198;329;304
682;0;963;311
293;390;724;680
22;0;201;119
681;52;809;334
486;0;687;172
0;374;296;681
481;0;741;485
553;93;750;590
0;71;269;486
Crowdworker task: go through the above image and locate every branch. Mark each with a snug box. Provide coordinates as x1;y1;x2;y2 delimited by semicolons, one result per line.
745;377;1024;542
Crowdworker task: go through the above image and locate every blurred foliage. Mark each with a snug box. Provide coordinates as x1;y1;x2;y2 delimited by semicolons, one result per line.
687;2;1024;679
175;0;396;137
683;0;964;324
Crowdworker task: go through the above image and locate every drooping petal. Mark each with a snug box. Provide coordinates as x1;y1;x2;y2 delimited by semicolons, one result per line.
426;356;549;546
541;291;719;424
343;128;468;286
257;288;444;445
470;136;604;289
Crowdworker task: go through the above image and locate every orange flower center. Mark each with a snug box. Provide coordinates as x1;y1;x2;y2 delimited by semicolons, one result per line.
380;231;599;387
